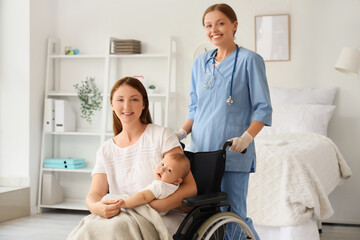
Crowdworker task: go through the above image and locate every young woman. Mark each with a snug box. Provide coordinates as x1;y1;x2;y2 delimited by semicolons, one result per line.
86;76;197;234
176;4;272;240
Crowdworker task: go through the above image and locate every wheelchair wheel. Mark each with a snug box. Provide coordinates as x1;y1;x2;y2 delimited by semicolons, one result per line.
195;212;256;240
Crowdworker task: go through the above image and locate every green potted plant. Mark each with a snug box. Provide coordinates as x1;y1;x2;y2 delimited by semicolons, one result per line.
148;84;156;94
73;77;103;124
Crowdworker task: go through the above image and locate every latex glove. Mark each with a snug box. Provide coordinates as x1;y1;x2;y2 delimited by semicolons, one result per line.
175;128;187;141
228;131;253;152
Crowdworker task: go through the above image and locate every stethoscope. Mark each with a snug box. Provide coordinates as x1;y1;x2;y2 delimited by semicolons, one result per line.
202;44;239;106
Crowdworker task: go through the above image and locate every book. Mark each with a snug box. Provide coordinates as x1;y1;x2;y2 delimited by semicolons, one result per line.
111;39;141;44
109;37;142;54
55;99;76;132
44;158;85;165
44;98;55;132
43;162;86;169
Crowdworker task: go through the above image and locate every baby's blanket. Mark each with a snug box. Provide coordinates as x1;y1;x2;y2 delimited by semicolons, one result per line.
67;194;172;240
247;133;352;227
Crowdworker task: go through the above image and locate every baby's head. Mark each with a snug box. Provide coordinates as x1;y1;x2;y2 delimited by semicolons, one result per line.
154;152;190;185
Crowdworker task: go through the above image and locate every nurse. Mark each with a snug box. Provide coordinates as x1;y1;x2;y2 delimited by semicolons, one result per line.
176;3;272;240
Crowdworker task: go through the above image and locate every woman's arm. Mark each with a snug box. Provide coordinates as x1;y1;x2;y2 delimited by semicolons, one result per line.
181;119;194;135
149;147;197;212
229;121;265;152
247;120;265;138
85;173;122;218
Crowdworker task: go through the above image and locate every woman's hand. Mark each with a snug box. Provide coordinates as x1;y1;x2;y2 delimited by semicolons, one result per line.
92;199;122;219
86;173;123;218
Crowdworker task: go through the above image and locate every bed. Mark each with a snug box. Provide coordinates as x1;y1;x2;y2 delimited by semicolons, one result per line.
247;87;352;240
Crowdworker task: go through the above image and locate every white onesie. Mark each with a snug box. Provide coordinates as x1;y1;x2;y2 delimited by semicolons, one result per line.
146;179;179;199
146;179;179;215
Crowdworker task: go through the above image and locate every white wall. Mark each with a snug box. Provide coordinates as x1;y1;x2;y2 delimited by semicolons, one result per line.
0;0;30;183
1;0;359;223
29;0;56;213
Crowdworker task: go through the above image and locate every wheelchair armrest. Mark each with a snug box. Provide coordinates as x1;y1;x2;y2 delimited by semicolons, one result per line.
182;192;228;207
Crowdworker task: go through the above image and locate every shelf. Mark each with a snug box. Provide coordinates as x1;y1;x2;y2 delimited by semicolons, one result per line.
40;198;89;211
45;131;102;136
109;53;169;58
49;54;105;59
148;93;167;97
38;37;175;213
42;167;93;173
47;91;77;97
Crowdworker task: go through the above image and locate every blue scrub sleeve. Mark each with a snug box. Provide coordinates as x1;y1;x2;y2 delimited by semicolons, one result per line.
247;54;272;126
188;59;200;120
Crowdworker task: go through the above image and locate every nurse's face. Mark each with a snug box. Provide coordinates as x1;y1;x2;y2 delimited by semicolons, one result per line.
111;84;144;126
204;10;238;47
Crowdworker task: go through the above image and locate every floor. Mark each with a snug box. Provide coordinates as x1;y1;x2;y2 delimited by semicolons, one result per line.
0;210;359;240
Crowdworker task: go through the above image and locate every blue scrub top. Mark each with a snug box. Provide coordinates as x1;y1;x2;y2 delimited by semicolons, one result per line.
188;47;272;172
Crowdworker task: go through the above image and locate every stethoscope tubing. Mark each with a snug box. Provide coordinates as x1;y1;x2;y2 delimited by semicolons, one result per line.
203;45;239;105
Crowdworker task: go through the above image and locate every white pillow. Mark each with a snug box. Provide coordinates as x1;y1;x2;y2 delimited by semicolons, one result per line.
259;104;336;136
270;87;337;105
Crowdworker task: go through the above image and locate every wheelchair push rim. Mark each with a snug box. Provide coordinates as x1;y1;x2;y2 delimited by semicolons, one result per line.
195;212;256;240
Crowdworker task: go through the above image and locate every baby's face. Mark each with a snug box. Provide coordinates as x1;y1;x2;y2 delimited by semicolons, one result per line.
154;156;183;185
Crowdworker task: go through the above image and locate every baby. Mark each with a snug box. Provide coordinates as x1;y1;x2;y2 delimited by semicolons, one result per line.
118;152;190;211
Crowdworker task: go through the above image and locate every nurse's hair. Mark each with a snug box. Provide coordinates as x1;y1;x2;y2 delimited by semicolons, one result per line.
110;76;152;135
202;3;238;36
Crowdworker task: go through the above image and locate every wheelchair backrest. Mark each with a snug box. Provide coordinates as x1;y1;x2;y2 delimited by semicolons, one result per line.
183;149;226;195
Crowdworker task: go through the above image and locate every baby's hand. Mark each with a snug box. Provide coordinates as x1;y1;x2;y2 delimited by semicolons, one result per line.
117;199;125;208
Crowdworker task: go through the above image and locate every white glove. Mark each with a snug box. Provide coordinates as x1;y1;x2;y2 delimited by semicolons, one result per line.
175;128;187;141
228;131;253;152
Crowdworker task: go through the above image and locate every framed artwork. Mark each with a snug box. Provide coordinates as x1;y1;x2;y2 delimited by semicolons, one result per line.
255;14;290;61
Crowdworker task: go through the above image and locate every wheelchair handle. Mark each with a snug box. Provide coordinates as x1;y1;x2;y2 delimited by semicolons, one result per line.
222;141;247;154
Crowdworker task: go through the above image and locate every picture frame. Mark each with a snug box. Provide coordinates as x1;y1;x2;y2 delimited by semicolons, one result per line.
255;14;290;62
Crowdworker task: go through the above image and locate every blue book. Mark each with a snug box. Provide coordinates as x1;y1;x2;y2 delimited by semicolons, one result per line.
44;158;85;165
43;162;86;169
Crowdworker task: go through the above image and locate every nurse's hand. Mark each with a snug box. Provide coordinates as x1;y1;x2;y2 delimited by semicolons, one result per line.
228;131;253;152
175;128;187;141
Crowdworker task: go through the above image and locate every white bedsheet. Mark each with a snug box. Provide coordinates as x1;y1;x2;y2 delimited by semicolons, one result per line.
247;133;352;227
255;217;320;240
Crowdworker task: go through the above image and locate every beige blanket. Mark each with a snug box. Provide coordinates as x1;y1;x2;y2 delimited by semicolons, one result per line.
67;194;172;240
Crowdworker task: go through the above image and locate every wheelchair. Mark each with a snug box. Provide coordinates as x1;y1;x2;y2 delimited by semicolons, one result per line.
173;141;256;240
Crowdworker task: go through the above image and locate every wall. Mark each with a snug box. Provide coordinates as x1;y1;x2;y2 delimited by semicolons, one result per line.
0;0;30;184
29;0;56;213
0;0;359;223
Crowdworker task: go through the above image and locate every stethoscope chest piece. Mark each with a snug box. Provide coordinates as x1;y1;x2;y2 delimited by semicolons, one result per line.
203;45;239;105
227;96;234;105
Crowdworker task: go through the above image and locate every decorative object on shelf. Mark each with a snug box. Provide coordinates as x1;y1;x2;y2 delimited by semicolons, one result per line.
335;44;360;76
65;46;80;55
255;14;290;61
41;172;64;205
148;84;156;94
73;77;103;124
109;37;141;54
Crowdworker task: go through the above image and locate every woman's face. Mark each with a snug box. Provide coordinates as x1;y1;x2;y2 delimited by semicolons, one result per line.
111;84;144;126
204;10;237;47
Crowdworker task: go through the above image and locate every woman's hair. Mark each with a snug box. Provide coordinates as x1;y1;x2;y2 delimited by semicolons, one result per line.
202;3;238;36
110;76;152;135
